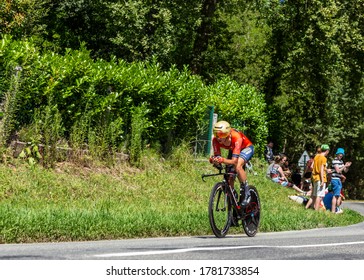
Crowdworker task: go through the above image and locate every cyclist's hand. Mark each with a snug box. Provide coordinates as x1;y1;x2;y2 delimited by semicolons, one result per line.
209;156;223;164
209;156;215;164
214;156;224;164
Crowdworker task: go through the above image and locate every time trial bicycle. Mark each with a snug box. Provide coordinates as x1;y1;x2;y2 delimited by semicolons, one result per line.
202;163;261;238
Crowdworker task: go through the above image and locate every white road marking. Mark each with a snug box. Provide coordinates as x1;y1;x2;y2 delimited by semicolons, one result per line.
94;241;364;258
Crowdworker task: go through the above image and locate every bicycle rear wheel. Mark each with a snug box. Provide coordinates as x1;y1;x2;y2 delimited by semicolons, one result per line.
242;185;261;237
208;182;232;238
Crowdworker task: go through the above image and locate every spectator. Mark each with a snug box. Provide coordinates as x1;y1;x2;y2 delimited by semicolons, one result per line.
302;152;314;192
323;187;346;212
330;148;352;214
268;155;306;194
264;141;274;163
305;144;330;211
266;154;287;179
291;165;302;189
281;156;292;179
303;152;314;179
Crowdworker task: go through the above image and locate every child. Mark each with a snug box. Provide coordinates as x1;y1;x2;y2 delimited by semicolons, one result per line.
331;148;352;213
305;144;330;211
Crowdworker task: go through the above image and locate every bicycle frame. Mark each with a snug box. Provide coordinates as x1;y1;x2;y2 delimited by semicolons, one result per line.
203;163;261;237
202;167;243;215
204;164;261;237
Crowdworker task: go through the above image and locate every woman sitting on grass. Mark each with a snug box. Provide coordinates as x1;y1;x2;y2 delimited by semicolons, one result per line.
269;155;307;195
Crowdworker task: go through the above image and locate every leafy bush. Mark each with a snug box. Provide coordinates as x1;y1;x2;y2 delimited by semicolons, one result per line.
0;36;268;163
207;78;268;154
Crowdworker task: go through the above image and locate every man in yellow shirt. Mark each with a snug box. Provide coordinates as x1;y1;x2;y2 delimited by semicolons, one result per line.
305;144;330;211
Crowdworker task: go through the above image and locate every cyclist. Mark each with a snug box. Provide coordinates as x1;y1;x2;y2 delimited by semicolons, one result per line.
209;120;254;207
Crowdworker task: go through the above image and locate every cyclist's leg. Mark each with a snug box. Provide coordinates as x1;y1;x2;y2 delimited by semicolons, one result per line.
236;157;247;183
226;150;235;187
237;159;250;206
236;146;254;205
236;146;254;182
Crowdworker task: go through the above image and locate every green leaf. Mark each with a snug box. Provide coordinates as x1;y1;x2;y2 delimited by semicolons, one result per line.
18;150;26;159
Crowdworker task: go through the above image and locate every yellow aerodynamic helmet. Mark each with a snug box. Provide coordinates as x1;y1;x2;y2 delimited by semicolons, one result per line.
213;121;231;138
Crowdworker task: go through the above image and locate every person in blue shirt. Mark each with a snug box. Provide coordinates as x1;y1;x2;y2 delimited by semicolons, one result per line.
330;148;351;213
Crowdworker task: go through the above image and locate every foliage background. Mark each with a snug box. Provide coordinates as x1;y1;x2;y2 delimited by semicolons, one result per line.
0;36;267;157
0;0;363;198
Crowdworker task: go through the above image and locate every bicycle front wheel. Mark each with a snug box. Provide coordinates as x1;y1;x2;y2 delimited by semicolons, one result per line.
208;182;232;238
242;185;261;237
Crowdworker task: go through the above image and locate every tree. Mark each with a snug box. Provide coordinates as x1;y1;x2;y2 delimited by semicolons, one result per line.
262;0;364;198
0;0;49;40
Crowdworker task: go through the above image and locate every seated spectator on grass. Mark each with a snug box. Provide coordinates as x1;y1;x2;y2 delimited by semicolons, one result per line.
269;155;307;194
323;186;345;213
291;165;302;189
281;156;292;180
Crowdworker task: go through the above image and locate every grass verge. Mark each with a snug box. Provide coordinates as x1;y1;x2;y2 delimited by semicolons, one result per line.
0;150;363;243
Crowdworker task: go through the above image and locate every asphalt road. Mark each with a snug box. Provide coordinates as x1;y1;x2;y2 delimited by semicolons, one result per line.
0;202;363;260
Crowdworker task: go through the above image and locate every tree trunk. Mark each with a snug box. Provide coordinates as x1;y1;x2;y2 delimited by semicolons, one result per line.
191;0;219;75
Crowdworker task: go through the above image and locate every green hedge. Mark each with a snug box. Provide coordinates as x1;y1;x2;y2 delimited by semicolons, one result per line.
0;36;268;158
